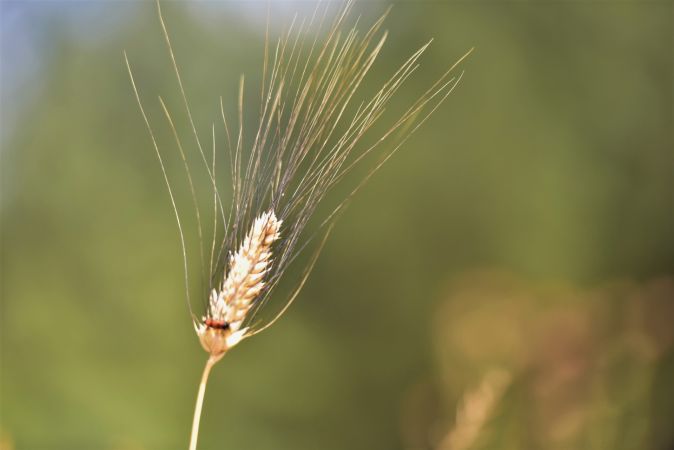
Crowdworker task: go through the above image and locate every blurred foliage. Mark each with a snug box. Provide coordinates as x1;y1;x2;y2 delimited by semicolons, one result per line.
1;1;672;450
406;270;674;450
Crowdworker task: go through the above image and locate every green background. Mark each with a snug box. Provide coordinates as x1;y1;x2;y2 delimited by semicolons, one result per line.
1;1;672;449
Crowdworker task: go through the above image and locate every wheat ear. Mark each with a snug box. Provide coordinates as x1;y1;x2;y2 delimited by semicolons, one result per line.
190;211;281;450
197;210;282;356
219;211;281;325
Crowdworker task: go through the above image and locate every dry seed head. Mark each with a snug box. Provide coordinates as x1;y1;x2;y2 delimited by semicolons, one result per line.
197;210;281;356
126;0;471;353
125;5;471;449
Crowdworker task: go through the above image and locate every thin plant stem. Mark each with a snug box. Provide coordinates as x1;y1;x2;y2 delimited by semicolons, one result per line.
189;355;221;450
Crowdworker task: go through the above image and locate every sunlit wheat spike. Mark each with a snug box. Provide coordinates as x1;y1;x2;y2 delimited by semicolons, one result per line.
216;210;281;326
197;210;281;357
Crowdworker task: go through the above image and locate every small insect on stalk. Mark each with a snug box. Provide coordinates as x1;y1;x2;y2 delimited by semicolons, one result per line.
125;1;471;448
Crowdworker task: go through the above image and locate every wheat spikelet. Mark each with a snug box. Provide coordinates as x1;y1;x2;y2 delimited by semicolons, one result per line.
197;210;281;356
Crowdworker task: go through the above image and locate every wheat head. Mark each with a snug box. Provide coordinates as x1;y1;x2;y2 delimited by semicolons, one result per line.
197;210;281;357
